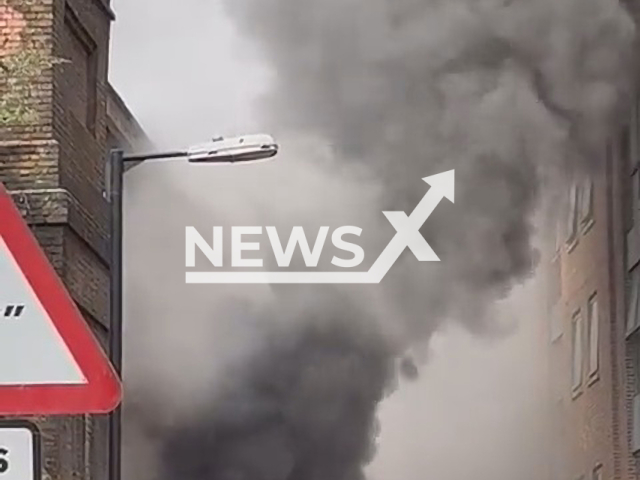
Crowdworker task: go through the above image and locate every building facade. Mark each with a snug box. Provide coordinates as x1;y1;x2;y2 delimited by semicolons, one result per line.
621;93;640;480
0;1;146;480
541;91;640;480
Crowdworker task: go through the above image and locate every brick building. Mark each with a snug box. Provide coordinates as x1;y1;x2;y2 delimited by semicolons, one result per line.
0;1;147;480
621;94;640;479
541;92;640;480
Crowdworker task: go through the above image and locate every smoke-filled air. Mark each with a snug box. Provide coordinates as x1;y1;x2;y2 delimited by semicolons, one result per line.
112;1;637;480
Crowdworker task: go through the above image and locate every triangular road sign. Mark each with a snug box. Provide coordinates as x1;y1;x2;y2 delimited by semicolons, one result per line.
0;183;121;415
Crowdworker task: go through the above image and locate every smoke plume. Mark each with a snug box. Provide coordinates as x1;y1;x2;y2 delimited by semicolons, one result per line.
116;1;637;479
219;0;637;327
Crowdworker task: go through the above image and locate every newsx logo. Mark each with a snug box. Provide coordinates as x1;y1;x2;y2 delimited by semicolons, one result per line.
185;170;454;284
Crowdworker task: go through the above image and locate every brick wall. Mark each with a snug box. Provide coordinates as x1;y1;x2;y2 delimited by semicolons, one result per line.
0;0;55;143
543;152;632;480
0;0;120;480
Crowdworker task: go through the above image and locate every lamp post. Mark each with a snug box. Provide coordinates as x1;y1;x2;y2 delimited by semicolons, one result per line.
104;136;278;480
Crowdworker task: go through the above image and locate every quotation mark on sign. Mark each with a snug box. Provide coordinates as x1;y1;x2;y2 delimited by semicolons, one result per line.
3;305;24;318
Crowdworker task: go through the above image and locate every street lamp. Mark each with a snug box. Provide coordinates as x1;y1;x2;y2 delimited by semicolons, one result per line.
103;134;279;480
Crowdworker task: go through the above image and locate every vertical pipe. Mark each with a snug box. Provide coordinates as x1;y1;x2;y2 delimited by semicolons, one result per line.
107;149;124;480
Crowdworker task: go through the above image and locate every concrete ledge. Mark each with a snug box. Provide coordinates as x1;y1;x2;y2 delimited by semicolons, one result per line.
0;139;59;149
9;188;68;224
8;188;110;329
8;188;109;267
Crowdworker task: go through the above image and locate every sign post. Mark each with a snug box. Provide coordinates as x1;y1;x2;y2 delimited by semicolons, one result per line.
0;422;40;480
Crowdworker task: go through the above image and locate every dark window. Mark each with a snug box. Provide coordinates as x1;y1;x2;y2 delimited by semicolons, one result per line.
580;177;594;231
587;294;599;378
566;183;579;248
571;310;583;391
60;4;97;133
628;266;640;337
592;465;602;480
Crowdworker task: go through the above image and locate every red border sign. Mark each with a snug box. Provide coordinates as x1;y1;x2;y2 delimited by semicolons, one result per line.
0;183;121;414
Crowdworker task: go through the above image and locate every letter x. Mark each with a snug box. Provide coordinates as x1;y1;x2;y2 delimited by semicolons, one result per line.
382;211;439;262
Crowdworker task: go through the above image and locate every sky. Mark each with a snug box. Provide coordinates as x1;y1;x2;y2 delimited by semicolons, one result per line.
109;0;269;147
107;2;548;479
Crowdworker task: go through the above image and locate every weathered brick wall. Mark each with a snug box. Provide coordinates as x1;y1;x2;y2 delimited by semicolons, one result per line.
609;137;636;480
544;155;632;480
0;0;55;143
52;0;114;240
0;0;116;480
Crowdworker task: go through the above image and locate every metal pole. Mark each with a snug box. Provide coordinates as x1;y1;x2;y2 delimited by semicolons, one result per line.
120;150;187;163
104;148;182;480
106;149;124;480
102;144;246;480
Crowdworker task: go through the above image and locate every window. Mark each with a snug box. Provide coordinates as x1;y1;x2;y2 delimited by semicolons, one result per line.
587;294;599;378
548;259;562;343
633;393;640;453
61;5;97;132
580;178;594;231
633;340;640;396
622;103;640;233
631;95;640;172
627;266;640;337
634;169;640;218
572;310;583;391
554;217;564;258
566;183;579;248
632;335;640;452
548;251;562;301
550;303;563;343
626;168;639;234
622;124;632;172
592;465;602;480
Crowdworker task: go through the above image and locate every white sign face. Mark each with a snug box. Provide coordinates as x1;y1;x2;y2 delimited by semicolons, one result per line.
0;238;85;385
0;423;40;480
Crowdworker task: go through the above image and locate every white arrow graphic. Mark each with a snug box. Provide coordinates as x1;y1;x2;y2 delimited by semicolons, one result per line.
185;170;454;284
367;169;454;282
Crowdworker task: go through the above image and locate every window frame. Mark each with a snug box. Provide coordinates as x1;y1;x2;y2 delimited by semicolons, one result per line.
554;217;564;260
631;94;640;173
566;183;579;251
587;293;599;380
592;464;603;480
580;177;594;233
62;3;98;134
633;170;640;228
571;309;584;393
624;95;639;232
633;393;640;452
549;302;563;343
627;266;640;337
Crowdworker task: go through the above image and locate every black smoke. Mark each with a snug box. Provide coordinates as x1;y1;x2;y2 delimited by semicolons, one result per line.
122;1;637;480
160;318;395;480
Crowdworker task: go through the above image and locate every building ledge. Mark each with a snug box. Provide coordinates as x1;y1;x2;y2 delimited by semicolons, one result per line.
8;188;109;268
0;138;58;150
91;0;116;21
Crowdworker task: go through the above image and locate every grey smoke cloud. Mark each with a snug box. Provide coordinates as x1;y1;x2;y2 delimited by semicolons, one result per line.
109;0;636;479
223;0;635;314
